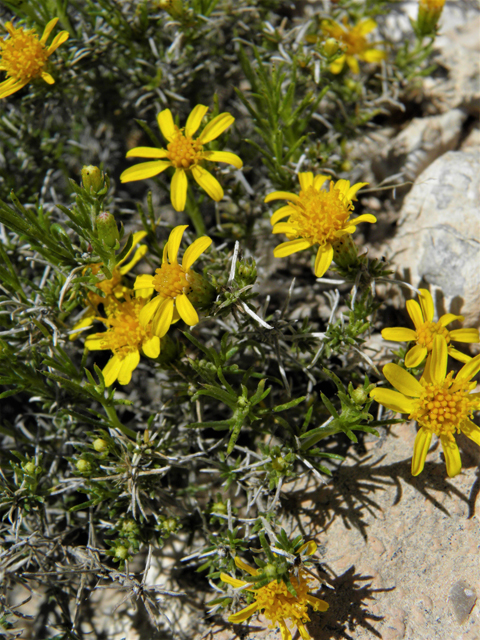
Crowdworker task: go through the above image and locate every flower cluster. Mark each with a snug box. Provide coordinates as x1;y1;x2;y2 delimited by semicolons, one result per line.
0;18;69;99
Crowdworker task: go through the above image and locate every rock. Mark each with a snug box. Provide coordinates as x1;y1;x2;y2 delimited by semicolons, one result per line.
424;17;480;115
450;580;477;625
371;110;466;184
387;150;480;328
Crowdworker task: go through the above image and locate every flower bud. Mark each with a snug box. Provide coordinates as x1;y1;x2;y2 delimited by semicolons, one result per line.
96;210;120;249
93;438;108;452
158;0;183;19
351;386;368;405
332;234;358;269
416;0;445;37
324;38;339;57
76;459;91;473
81;165;104;193
23;462;37;475
114;545;129;560
186;271;216;310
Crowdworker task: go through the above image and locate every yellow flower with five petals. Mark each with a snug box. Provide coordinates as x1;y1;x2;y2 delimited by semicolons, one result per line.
120;104;243;212
371;335;480;477
320;17;386;74
133;225;212;338
381;288;479;367
0;18;69;99
265;172;376;278
221;543;329;640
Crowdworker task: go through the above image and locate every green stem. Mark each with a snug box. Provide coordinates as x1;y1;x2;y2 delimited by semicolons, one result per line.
186;186;206;237
104;404;137;439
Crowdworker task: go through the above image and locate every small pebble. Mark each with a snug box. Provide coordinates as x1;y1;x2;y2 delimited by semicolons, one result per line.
449;580;477;624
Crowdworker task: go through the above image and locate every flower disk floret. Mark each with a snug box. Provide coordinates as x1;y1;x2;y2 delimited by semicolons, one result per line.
120;104;243;212
221;545;329;640
381;288;479;367
265;172;376;277
133;225;212;338
85;295;160;386
370;335;480;477
0;18;69;99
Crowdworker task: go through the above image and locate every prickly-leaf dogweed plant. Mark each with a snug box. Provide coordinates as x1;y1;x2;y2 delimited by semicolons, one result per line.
0;0;475;637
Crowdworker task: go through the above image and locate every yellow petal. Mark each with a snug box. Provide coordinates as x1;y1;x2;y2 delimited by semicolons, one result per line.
279;620;292;640
71;314;96;340
406;299;424;330
438;313;464;327
306;595;329;612
298;172;314;190
447;347;471;364
118;230;148;267
142;335;160;358
167;224;188;264
234;556;258;576
361;48;387;63
0;78;28;100
457;353;480;383
84;335;105;350
381;327;417;342
429;334;448;384
157;109;176;142
228;602;259;624
462;420;480;447
176;293;199;325
118;350;140;385
347;182;369;200
199;112;234;143
272;222;295;235
383;362;423;397
404;344;428;368
271;205;294;226
369;388;415;414
315;244;334;277
265;191;300;204
411;428;432;476
119;245;147;275
103;355;123;387
152;298;174;337
40;71;55;85
417;289;434;323
357;18;377;35
204;151;243;169
346;55;360;74
185;104;209;137
313;175;330;190
334;179;350;195
449;328;479;343
297;540;317;556
171;168;188;211
46;31;69;56
298;623;311;640
120;161;170;183
191;165;223;201
134;274;155;290
139;295;164;326
349;213;377;225
40;17;58;44
440;435;462;477
330;55;345;74
220;573;247;588
126;146;169;159
182;236;212;271
274;238;312;258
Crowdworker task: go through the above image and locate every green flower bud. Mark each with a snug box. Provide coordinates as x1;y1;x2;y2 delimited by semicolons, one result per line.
81;165;104;193
163;517;178;533
23;462;37;475
114;545;129;560
351;386;368;405
264;563;278;579
416;0;445;37
324;37;339;57
158;0;184;19
93;438;108;452
271;456;287;472
96;211;119;249
76;459;91;473
332;235;358;269
186;271;216;310
212;501;228;515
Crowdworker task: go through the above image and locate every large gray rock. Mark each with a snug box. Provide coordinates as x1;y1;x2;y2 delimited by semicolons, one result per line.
388;150;480;328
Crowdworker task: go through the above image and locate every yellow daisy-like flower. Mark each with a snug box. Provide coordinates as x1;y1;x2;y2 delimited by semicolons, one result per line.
0;18;69;99
120;104;243;212
133;225;212;337
265;172;376;278
321;17;386;74
381;288;479;368
221;543;329;640
371;334;480;477
70;231;148;339
85;295;160;386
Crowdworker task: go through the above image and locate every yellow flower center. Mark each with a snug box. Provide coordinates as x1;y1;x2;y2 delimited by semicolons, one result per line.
339;28;368;56
288;183;352;246
254;571;316;627
166;128;203;169
1;26;48;82
410;374;477;437
86;264;122;307
99;299;148;357
152;262;190;298
416;321;450;350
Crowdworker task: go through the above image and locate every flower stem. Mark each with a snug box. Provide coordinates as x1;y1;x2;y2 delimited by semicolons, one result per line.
104;404;137;439
186;187;206;236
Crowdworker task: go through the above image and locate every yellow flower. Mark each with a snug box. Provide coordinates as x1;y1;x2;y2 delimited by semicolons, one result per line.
0;18;69;99
133;225;212;337
70;231;148;339
265;172;376;277
85;295;160;386
371;335;480;477
321;17;386;74
381;288;479;368
221;543;329;640
120;104;243;212
417;0;446;35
